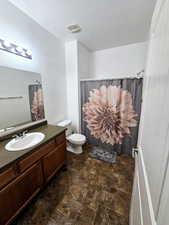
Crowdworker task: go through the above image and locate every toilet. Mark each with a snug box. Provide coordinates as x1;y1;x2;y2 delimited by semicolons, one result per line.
57;120;86;154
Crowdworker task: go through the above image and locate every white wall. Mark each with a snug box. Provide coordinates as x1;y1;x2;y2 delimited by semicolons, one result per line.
65;40;80;131
0;0;67;124
89;42;148;78
78;43;91;79
65;41;91;131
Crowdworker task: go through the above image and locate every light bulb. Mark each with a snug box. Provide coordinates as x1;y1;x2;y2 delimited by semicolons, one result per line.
16;46;23;53
11;47;16;53
3;40;11;48
26;50;32;56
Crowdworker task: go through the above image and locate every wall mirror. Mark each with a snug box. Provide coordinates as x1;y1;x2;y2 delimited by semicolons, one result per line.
0;66;45;133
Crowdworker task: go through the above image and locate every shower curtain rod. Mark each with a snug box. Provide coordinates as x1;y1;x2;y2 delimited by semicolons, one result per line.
80;70;144;81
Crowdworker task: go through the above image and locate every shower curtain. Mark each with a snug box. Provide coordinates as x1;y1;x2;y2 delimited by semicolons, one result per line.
29;85;45;121
81;78;143;155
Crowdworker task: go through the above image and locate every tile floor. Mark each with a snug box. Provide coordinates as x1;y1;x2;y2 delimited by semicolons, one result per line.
14;145;134;225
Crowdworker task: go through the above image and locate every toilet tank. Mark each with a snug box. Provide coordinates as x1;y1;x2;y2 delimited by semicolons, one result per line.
57;120;72;136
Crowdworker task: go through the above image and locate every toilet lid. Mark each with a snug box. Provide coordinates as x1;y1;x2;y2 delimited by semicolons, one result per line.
67;133;86;142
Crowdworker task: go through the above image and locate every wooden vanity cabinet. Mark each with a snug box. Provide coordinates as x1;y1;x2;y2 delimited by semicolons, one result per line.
0;162;43;225
0;132;66;225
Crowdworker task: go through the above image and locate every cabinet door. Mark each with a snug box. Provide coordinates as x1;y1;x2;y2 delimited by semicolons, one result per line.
43;143;66;182
0;165;18;189
0;161;43;225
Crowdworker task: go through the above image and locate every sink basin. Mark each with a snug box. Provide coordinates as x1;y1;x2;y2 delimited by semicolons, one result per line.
5;132;45;151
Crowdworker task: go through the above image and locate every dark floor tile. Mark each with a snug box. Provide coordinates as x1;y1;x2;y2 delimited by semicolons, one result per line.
102;190;130;218
94;205;109;225
69;183;88;202
76;206;96;225
94;205;128;225
15;145;134;225
57;193;83;218
84;188;100;211
105;208;129;225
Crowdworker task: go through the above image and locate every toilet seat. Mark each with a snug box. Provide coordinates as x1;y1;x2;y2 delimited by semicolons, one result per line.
67;133;86;145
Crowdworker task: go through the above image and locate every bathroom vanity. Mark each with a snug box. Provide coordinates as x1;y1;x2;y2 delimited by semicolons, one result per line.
0;124;66;225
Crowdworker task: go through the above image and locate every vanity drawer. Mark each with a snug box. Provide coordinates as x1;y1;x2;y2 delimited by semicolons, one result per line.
0;165;19;190
55;133;66;145
19;139;56;173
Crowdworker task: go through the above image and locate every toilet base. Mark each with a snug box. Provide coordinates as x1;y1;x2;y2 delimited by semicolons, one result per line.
67;145;83;154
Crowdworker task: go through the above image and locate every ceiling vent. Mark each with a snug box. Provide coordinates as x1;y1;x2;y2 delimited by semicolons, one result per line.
67;24;82;33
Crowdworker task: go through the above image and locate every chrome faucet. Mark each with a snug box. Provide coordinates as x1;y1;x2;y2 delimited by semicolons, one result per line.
12;130;28;140
12;134;20;140
21;130;28;138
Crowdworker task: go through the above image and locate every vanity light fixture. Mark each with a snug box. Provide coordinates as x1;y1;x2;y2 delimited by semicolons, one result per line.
0;39;32;59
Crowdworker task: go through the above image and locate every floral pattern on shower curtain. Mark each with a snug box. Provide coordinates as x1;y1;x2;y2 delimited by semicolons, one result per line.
81;78;143;155
29;85;45;121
